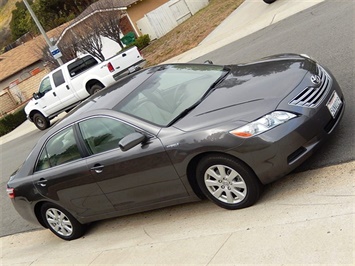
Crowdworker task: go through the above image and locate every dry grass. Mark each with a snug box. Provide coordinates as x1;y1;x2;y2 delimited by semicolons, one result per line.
142;0;244;66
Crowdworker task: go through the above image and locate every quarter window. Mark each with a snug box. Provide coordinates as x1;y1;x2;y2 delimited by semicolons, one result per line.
35;127;81;171
78;117;136;154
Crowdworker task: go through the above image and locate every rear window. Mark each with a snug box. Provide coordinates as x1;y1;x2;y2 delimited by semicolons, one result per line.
68;55;98;78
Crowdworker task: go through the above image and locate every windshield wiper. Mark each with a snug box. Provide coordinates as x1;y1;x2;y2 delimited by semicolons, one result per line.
203;67;230;98
167;103;199;127
167;68;230;127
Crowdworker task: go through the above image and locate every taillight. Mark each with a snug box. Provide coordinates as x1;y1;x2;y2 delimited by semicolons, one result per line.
7;187;15;199
107;62;114;72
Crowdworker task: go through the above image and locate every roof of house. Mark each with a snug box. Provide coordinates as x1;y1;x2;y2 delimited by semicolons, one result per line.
0;0;141;83
0;23;69;83
74;0;138;22
55;0;140;45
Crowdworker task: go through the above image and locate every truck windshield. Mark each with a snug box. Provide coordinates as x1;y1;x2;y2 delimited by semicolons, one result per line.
68;55;98;78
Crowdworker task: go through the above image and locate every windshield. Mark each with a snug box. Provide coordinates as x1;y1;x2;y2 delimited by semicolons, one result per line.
114;64;226;126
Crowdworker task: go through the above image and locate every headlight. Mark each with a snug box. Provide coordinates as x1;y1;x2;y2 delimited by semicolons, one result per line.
229;111;297;138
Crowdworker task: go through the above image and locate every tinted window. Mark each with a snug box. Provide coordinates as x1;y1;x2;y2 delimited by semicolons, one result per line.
35;127;81;171
38;76;52;94
52;69;65;87
78;117;136;154
68;55;98;77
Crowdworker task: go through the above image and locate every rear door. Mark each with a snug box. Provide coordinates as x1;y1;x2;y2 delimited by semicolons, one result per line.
51;69;79;108
33;126;114;217
78;116;188;212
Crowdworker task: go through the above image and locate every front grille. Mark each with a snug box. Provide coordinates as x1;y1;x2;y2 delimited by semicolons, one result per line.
289;66;331;108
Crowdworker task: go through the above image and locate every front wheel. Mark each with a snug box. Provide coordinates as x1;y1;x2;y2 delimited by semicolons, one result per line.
41;203;86;240
33;113;50;130
196;155;262;210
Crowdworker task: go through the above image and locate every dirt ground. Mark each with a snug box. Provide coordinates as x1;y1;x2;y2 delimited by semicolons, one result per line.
142;0;244;67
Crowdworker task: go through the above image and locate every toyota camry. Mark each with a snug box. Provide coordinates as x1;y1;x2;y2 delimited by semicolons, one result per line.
7;54;344;240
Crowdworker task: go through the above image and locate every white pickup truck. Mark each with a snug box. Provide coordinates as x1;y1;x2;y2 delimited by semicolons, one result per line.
25;46;145;130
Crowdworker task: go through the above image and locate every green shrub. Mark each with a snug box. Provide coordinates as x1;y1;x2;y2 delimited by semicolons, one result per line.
0;107;27;137
126;34;151;50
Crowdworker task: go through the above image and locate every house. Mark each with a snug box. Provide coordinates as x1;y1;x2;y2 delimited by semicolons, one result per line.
0;0;169;114
0;0;208;115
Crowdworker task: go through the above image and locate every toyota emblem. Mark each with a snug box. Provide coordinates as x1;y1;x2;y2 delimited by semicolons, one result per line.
311;75;321;85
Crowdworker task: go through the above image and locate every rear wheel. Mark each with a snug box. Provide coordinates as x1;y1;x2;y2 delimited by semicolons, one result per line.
196;155;262;210
33;113;50;130
89;84;104;95
41;203;86;240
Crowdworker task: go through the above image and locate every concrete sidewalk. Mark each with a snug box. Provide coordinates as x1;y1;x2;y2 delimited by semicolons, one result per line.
1;161;354;265
3;1;353;266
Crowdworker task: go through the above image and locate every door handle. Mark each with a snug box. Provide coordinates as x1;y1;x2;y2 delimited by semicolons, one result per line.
66;85;70;90
91;164;104;174
36;178;47;187
53;92;57;97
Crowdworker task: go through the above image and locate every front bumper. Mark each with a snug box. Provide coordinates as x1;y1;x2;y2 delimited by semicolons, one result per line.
231;69;345;184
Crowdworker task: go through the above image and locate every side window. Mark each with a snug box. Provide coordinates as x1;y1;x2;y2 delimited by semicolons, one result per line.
52;69;65;87
78;117;136;154
38;77;52;95
35;127;81;171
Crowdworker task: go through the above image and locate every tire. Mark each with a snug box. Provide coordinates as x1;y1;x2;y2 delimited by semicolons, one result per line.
196;155;262;210
33;113;50;130
41;203;86;241
263;0;277;4
89;84;104;95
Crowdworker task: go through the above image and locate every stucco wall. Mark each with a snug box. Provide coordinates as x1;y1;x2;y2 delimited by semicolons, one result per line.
0;61;45;92
0;68;49;115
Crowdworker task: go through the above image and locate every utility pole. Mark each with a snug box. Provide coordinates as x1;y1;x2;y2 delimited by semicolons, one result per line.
23;0;63;65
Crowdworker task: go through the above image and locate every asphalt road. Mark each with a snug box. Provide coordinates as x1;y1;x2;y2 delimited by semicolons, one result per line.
193;0;355;170
0;0;354;238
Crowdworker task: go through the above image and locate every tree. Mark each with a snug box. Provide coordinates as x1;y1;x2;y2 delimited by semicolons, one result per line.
9;0;99;41
92;1;125;49
75;30;105;61
9;1;33;40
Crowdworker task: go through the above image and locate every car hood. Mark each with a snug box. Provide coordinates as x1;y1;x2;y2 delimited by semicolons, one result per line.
174;55;316;131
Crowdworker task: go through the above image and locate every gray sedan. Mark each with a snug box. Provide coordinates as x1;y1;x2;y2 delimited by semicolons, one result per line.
7;54;344;240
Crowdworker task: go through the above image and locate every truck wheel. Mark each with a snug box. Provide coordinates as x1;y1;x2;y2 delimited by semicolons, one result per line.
89;84;104;95
33;113;50;130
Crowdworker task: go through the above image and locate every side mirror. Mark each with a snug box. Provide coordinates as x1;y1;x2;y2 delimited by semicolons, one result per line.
119;132;146;152
33;93;40;100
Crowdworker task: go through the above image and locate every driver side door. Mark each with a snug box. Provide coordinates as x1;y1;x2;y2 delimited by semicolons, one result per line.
78;116;189;212
36;76;63;115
